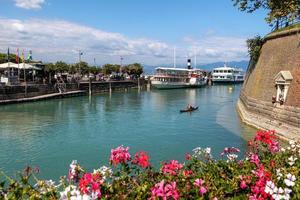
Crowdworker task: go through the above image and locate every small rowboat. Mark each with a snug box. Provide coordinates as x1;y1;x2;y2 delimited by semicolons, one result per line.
180;106;198;113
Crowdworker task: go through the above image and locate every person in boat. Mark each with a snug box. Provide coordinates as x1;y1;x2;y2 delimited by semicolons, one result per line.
187;104;193;110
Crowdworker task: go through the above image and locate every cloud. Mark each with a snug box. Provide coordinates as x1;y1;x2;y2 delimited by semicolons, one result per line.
182;35;248;63
0;17;171;64
14;0;45;10
0;17;248;65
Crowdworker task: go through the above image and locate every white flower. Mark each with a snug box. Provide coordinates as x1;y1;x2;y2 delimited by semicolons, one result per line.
281;148;286;152
288;156;297;166
226;154;238;162
204;147;211;155
272;187;284;200
276;169;283;180
265;181;276;195
284;173;296;187
93;165;113;180
60;185;81;200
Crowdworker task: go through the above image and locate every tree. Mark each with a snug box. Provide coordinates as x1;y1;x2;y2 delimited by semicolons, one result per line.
122;63;143;77
246;35;264;64
233;0;300;25
102;64;120;75
54;61;69;72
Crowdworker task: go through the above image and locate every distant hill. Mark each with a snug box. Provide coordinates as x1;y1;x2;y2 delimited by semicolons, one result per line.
143;60;249;74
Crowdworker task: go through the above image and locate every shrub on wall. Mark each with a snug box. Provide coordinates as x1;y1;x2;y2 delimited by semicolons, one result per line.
246;36;264;66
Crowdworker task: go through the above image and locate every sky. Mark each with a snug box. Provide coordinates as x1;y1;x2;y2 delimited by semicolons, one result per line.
0;0;270;66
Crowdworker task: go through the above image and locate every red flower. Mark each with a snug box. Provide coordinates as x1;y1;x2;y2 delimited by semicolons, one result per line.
185;153;191;161
182;170;193;177
110;145;131;166
79;172;103;198
133;151;150;168
161;160;183;176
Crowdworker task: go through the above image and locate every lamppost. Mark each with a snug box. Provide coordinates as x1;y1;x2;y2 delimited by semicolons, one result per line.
120;56;123;75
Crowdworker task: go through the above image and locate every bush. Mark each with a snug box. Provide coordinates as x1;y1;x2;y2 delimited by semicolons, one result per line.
0;130;299;199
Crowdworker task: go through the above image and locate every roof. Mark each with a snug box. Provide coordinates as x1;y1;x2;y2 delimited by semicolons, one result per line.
0;62;41;70
275;71;293;81
155;67;203;72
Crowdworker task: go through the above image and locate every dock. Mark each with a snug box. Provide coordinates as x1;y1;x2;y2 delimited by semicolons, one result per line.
0;90;86;105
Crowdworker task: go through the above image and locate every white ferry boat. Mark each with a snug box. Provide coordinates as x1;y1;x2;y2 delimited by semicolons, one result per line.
211;65;245;83
151;67;207;89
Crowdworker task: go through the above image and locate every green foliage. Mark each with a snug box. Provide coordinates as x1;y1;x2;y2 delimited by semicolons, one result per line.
122;63;144;76
102;64;121;75
246;35;264;64
233;0;300;25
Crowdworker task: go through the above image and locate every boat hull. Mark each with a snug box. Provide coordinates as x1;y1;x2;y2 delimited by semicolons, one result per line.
151;81;206;89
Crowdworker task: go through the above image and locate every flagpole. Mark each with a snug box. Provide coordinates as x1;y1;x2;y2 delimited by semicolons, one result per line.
17;48;20;82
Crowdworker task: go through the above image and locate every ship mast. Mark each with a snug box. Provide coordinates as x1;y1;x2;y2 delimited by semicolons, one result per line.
173;47;176;68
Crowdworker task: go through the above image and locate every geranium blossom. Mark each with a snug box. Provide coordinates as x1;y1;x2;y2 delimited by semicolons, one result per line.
133;151;150;168
194;179;207;196
110;145;131;166
78;173;103;199
161;160;183;175
150;180;180;200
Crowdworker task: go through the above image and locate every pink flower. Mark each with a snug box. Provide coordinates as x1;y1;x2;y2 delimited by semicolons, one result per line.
110;145;131;166
161;160;183;176
269;141;280;153
150;180;180;200
250;153;260;166
133;151;150;168
185;153;191;161
240;180;247;189
194;179;204;187
199;186;207;195
194;179;207;196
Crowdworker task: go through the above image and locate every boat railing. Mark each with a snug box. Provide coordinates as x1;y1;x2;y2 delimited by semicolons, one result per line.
154;74;189;78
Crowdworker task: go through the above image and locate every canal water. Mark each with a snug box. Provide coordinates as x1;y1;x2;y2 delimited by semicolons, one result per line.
0;84;256;180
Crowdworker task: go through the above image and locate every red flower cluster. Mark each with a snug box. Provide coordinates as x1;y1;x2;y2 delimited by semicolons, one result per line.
249;165;272;200
150;180;180;200
254;130;280;153
133;151;150;168
182;169;193;177
110;145;131;166
79;173;103;198
161;160;183;176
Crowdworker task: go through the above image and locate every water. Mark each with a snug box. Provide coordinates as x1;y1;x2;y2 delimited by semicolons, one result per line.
0;84;256;180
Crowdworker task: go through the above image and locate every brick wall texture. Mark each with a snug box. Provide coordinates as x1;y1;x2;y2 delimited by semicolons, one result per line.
242;29;300;107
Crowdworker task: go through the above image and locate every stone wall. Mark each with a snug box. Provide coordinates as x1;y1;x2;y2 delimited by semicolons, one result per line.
238;27;300;139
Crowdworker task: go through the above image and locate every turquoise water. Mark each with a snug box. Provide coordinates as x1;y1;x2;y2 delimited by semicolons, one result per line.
0;84;255;180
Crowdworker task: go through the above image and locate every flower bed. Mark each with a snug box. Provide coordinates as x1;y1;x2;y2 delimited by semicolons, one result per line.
0;130;299;199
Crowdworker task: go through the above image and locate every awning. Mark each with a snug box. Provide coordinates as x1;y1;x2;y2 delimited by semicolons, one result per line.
0;62;41;70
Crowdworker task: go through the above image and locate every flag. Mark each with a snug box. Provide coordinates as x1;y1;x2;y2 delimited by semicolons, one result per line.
16;48;19;63
27;50;32;61
7;47;10;62
21;49;24;62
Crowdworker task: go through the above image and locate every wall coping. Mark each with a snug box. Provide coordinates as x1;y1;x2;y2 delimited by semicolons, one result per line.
265;26;300;41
